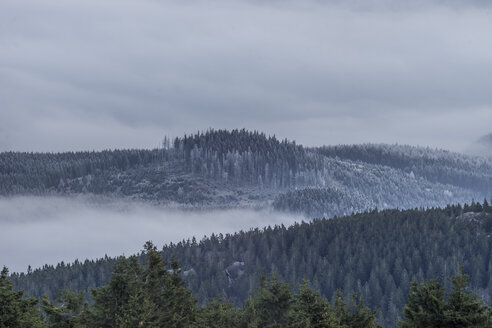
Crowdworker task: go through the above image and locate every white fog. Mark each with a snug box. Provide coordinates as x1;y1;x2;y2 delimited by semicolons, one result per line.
0;196;303;273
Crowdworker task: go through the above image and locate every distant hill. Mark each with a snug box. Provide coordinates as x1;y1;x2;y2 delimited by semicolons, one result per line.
467;133;492;158
1;129;492;217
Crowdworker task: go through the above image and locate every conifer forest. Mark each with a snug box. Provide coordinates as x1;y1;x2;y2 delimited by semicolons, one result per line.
4;0;492;325
2;130;492;327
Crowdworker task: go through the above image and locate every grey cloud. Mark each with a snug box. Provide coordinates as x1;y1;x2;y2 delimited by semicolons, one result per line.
1;0;492;152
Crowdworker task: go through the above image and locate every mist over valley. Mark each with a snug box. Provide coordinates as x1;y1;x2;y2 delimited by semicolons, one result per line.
0;196;301;273
3;0;492;324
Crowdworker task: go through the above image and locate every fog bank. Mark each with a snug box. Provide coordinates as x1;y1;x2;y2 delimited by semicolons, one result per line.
0;196;302;273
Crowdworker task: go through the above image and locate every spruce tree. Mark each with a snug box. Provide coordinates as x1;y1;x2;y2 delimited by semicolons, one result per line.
41;290;90;328
443;268;492;327
194;298;242;328
0;266;46;328
399;270;492;328
89;242;196;328
243;274;293;328
399;278;446;328
289;282;340;328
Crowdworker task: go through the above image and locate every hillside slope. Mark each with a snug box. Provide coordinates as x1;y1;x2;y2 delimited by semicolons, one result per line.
2;129;492;217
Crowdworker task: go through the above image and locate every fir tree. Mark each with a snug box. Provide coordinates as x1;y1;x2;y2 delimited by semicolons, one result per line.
41;290;90;328
194;298;242;328
243;274;293;328
444;268;492;327
0;266;46;328
399;278;446;328
289;281;340;328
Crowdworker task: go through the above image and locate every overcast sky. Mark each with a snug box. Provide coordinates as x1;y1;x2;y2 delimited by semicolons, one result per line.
1;0;492;153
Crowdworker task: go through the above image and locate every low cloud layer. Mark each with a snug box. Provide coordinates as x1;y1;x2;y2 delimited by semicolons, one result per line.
1;0;492;152
0;196;302;273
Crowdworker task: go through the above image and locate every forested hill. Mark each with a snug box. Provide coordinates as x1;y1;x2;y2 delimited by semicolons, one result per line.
11;201;492;326
2;129;492;217
316;143;492;193
0;129;318;200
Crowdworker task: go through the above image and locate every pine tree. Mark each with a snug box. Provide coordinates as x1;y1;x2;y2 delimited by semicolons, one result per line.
289;281;340;328
399;270;492;328
243;274;293;328
399;278;446;328
444;268;492;327
333;291;381;328
143;242;196;327
89;256;147;327
41;290;90;328
343;294;381;328
194;298;242;328
482;199;490;213
89;242;196;328
0;266;46;328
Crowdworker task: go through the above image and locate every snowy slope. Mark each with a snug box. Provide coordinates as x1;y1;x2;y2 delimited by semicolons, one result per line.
1;129;491;218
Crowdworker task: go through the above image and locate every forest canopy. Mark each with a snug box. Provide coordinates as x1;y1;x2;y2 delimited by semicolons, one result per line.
10;200;492;326
4;242;492;327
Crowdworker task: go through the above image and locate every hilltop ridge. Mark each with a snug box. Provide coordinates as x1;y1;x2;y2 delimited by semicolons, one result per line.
1;129;491;217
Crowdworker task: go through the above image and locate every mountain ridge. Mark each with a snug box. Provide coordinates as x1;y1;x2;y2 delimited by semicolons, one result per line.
1;129;492;217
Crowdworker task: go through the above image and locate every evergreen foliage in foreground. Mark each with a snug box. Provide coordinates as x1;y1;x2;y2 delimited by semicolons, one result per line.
0;267;45;328
399;268;492;327
3;244;492;327
11;200;492;326
2;242;381;328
